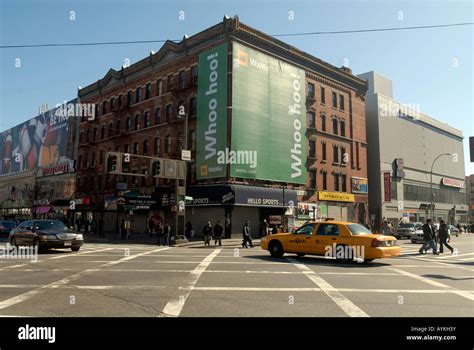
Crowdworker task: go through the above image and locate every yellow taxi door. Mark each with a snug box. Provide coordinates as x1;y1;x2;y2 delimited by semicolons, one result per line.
286;223;317;253
313;223;341;256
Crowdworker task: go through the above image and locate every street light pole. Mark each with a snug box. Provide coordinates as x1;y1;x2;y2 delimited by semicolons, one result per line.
430;153;452;222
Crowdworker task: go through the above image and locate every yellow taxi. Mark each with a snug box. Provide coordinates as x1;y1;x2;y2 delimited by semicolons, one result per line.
260;221;401;263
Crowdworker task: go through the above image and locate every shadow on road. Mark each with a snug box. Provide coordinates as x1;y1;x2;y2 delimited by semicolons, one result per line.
422;274;474;281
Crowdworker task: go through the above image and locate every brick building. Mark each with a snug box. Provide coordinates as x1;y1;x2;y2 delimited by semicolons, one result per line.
75;16;368;236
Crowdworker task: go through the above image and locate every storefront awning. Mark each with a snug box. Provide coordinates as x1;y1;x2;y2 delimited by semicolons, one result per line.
186;184;298;208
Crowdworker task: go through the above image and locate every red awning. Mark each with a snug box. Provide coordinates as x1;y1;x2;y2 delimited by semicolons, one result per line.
34;205;53;214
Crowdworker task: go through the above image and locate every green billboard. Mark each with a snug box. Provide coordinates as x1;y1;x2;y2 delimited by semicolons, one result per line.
196;43;228;180
230;42;307;184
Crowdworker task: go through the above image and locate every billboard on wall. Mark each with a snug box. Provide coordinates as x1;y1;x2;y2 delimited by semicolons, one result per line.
196;43;228;180
231;42;307;184
0;99;76;175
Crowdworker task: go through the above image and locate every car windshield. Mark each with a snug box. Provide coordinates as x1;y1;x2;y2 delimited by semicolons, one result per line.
399;223;415;228
347;224;373;235
34;221;67;231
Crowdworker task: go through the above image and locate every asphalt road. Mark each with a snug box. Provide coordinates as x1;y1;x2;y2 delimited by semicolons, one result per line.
0;235;472;317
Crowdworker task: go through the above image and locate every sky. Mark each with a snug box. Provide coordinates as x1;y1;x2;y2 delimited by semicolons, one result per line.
0;0;473;174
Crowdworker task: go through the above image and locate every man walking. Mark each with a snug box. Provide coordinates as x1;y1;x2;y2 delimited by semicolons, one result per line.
419;219;439;255
202;221;213;247
156;222;163;246
213;220;224;246
262;219;269;237
241;220;253;248
438;220;454;254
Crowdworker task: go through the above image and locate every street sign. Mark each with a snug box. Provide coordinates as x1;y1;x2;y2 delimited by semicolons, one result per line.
117;197;125;205
185;196;193;201
181;150;191;161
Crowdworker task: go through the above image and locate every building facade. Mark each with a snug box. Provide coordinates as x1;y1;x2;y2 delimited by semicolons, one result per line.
75;16;368;236
467;175;474;224
359;71;467;229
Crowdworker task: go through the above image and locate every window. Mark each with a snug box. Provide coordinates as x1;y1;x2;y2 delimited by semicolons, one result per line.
97;175;102;191
135;87;141;104
190;130;196;151
99;150;104;165
100;125;105;139
145;83;151;100
308;83;315;98
340;120;346;137
78;155;82;170
80;132;84;143
91;151;96;167
143;140;148;156
339;94;345;111
102;101;107;115
334;173;340;191
341;147;346;164
317;224;340;236
155;107;161;124
321;86;326;104
154;137;161;155
144;111;150;128
166;104;173;121
294;224;316;235
141;169;147;187
165;135;171;154
133;142;139;156
333;145;339;163
191;66;198;83
332;118;338;134
332;91;337;108
95;104;99;117
322;172;327;190
124;144;130;155
309;140;316;158
110;97;115;110
167;75;173;91
341;174;347;192
189;97;197;116
134;114;140;130
118;95;122;108
156;79;162;96
308;112;316;128
321;114;326;131
108;122;113;137
127;91;132;107
92;128;98;142
310;171;316;189
321;142;327;161
179;70;186;88
115;120;121;134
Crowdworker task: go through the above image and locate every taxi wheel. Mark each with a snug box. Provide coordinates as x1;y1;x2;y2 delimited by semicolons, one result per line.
269;241;284;258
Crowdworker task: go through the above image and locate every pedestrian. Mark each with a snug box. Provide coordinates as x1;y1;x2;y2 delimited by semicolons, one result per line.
148;217;155;238
156;222;163;246
202;221;213;247
213;220;224;246
164;223;171;246
225;214;231;238
120;219;126;239
262;219;269;237
241;220;253;248
272;225;278;235
382;218;391;235
419;219;439;255
185;220;192;239
91;217;97;235
438;220;454;254
75;217;82;232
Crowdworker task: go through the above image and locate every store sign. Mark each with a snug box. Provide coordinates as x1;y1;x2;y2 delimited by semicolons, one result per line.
116;182;128;191
441;177;465;189
351;177;368;194
318;192;355;202
383;172;391;202
393;158;405;178
41;162;70;176
269;215;282;225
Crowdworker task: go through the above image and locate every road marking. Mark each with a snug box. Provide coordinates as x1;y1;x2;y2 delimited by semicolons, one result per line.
407;256;474;272
48;247;114;259
0;263;27;271
386;267;474;302
162;249;220;317
0;247;169;310
287;258;369;317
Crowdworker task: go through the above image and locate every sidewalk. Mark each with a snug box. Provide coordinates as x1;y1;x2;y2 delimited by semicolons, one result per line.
84;232;261;248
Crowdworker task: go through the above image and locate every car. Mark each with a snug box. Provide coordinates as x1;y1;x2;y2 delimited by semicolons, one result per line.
0;220;17;236
9;219;84;252
260;221;401;263
410;228;451;244
448;225;460;236
394;222;422;239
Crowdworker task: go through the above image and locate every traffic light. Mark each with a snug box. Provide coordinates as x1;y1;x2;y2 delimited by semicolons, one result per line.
106;153;120;174
152;160;161;176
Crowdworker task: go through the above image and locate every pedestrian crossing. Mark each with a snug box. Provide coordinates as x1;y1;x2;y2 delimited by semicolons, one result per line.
400;245;472;263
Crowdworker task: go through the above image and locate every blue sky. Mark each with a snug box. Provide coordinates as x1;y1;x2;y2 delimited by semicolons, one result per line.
1;0;473;174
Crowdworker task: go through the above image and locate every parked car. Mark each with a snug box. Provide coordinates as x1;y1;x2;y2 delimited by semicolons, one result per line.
394;222;422;239
9;219;83;252
0;220;17;236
